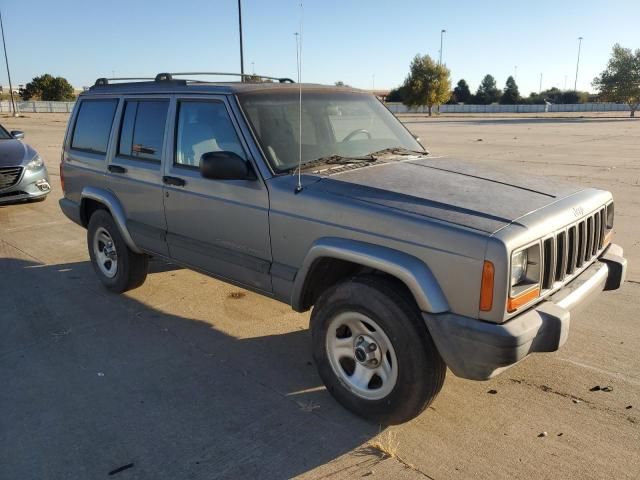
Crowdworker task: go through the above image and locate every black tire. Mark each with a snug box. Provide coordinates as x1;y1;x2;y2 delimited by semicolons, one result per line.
311;275;446;425
87;209;148;293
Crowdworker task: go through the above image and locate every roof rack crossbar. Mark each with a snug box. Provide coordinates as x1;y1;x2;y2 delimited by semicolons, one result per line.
159;72;295;83
94;77;155;86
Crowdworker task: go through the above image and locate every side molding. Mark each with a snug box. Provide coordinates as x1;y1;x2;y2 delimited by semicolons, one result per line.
81;186;143;254
292;237;449;313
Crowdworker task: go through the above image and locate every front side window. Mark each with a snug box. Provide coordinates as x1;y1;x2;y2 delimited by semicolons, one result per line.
118;100;169;161
71;99;118;154
238;90;423;173
175;101;246;167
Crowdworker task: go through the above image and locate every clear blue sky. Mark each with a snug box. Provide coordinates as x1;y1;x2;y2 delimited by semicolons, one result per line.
1;0;638;95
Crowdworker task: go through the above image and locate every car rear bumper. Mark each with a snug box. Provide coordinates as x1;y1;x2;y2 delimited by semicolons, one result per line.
59;197;82;226
0;166;51;204
423;243;627;380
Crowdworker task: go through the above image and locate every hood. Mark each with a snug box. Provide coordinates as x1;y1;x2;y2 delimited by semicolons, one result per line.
0;139;33;168
307;156;583;234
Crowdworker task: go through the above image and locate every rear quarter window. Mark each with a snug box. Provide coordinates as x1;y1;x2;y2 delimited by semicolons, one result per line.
71;99;118;154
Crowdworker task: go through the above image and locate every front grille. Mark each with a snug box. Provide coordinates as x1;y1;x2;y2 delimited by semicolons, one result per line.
541;206;607;290
0;167;23;190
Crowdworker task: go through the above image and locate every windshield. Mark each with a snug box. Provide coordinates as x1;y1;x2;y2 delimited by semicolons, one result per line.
237;90;424;173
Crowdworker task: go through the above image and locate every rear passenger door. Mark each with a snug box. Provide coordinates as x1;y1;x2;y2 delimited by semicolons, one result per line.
162;97;272;292
107;97;170;256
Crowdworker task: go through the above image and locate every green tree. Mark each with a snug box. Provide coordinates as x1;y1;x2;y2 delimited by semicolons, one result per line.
593;43;640;117
475;74;500;104
453;79;471;103
523;88;589;105
402;54;451;116
500;76;520;104
20;74;75;101
386;85;407;102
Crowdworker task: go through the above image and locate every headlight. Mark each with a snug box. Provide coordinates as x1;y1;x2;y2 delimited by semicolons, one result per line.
510;243;541;298
510;250;528;285
26;155;44;172
606;203;614;229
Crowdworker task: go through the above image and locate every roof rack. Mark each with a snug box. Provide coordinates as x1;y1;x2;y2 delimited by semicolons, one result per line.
93;72;294;87
158;72;295;83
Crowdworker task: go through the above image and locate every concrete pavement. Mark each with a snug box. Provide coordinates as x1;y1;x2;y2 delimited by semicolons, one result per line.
1;113;638;479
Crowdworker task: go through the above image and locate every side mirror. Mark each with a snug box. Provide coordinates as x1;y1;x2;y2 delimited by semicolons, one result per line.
200;151;255;181
11;130;24;140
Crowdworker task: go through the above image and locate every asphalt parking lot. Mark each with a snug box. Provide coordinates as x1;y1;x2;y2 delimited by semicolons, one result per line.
1;112;638;479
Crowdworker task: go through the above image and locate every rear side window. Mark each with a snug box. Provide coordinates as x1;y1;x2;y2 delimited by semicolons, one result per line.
118;100;169;161
71;99;118;154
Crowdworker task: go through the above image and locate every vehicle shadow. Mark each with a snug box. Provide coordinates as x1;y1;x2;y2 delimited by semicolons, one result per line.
0;257;385;479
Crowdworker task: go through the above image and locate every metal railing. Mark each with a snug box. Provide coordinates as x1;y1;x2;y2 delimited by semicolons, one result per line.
0;100;76;113
0;100;632;115
386;102;632;114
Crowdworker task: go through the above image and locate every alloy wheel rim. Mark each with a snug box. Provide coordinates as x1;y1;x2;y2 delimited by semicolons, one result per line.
93;227;118;278
325;311;398;400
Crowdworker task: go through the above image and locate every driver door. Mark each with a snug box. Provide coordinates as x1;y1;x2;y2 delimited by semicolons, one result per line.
162;96;272;292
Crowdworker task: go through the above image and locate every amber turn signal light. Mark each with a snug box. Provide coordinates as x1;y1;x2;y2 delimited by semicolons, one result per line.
507;287;540;313
479;261;494;311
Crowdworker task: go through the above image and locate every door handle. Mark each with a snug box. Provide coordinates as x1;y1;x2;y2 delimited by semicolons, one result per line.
163;175;186;187
108;165;127;174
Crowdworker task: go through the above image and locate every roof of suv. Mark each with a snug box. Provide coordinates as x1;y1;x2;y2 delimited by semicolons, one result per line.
82;79;365;97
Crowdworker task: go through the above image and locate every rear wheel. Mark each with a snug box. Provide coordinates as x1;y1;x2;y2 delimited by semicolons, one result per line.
87;209;148;293
311;275;446;425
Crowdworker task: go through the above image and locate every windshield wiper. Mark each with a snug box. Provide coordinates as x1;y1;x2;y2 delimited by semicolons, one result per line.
368;147;429;157
293;154;377;173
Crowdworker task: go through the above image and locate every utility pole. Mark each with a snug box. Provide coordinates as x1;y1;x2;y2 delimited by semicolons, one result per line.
0;9;17;117
238;0;244;80
514;65;518;81
574;36;583;91
439;29;446;65
539;73;543;93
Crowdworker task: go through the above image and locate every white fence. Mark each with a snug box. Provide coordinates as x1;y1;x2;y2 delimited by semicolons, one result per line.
386;102;632;114
0;101;76;113
0;100;631;115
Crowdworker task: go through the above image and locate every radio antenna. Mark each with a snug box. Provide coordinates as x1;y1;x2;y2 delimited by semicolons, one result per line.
294;3;304;193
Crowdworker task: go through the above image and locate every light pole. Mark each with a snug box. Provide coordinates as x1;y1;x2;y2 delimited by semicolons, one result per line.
238;0;244;79
439;29;446;65
0;9;17;117
539;73;543;93
574;36;583;91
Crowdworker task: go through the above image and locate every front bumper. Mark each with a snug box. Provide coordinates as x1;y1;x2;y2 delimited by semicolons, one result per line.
424;243;627;380
0;166;51;204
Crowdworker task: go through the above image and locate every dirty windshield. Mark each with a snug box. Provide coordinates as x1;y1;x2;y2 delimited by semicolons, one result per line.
238;90;424;173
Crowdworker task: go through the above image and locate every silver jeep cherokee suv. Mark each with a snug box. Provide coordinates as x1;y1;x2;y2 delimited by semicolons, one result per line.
59;73;627;424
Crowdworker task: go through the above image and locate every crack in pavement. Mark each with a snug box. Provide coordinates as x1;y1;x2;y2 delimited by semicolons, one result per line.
509;378;638;424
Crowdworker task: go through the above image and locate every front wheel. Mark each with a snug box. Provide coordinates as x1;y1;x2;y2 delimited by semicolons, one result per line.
311;275;446;425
